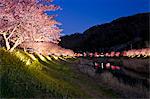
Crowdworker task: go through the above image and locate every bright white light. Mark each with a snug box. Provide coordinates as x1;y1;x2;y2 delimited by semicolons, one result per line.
101;63;104;69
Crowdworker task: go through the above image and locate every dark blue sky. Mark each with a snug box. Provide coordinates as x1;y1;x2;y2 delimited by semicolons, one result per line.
53;0;149;35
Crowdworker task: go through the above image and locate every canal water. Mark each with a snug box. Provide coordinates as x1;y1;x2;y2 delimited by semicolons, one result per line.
89;57;149;89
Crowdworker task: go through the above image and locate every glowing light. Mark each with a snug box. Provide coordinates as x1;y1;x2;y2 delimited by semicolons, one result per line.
27;53;37;60
26;59;31;65
105;53;110;57
89;53;93;57
123;48;150;58
59;57;67;61
75;48;150;58
75;53;83;57
106;63;111;69
94;52;100;57
100;53;104;57
115;66;121;70
115;52;120;57
110;51;115;57
15;51;27;62
94;62;100;69
37;53;47;61
111;65;116;70
53;55;59;60
122;51;127;57
101;63;104;69
46;56;52;61
83;52;87;57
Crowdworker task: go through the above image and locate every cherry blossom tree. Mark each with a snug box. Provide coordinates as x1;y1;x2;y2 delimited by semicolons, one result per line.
20;41;74;56
0;0;61;52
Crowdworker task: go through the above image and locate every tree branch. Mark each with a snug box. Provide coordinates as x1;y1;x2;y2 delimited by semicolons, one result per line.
3;33;7;40
7;23;21;39
9;37;24;52
2;32;10;50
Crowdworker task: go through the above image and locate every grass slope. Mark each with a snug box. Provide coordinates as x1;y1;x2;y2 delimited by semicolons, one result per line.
0;48;85;98
0;48;117;98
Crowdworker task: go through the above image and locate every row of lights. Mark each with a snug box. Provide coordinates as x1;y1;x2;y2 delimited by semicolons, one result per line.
94;62;121;70
75;48;150;58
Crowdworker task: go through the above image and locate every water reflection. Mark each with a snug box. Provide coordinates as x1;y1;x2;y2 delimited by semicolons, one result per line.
93;61;149;89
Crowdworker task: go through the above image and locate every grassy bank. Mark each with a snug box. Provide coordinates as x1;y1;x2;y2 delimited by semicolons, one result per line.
0;48;120;98
0;48;85;98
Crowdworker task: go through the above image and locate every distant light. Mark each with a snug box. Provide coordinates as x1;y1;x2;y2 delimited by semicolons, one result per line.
111;65;116;70
115;66;121;70
115;52;120;57
95;62;100;69
101;63;104;69
94;52;100;57
83;52;87;57
106;63;111;69
89;53;93;57
110;51;115;57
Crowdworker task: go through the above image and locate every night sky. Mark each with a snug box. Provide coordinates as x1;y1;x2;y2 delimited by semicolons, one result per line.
53;0;149;35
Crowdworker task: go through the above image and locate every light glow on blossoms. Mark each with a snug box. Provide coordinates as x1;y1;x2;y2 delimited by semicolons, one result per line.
123;48;150;58
115;52;120;57
0;0;61;52
110;51;115;57
20;42;75;57
94;52;100;57
106;63;111;69
76;48;150;58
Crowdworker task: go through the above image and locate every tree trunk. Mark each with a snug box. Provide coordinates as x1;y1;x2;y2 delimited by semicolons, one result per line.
3;34;10;50
9;40;19;52
5;39;10;50
9;44;18;52
9;39;21;52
